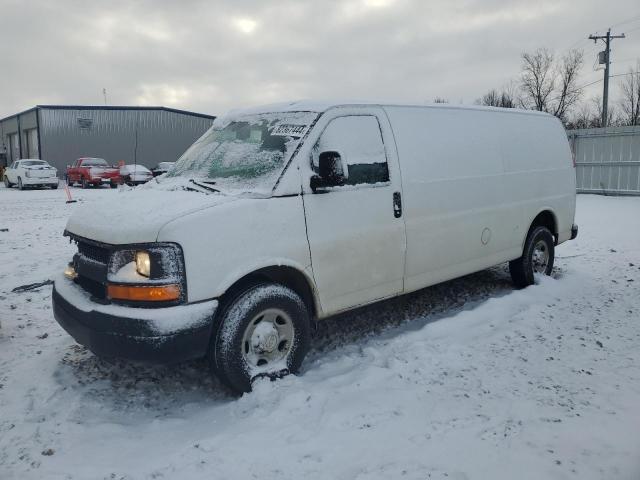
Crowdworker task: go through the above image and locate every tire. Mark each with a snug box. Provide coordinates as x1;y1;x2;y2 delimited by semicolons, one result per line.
81;178;89;189
210;283;311;393
110;181;118;189
51;182;59;190
509;226;555;288
3;176;11;188
17;177;24;190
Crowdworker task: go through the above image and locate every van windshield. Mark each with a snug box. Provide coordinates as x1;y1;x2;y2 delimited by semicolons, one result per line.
166;111;318;195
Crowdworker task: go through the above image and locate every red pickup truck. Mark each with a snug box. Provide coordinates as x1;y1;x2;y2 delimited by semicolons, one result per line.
66;157;121;188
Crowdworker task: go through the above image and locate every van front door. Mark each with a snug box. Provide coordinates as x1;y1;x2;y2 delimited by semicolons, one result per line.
302;110;406;315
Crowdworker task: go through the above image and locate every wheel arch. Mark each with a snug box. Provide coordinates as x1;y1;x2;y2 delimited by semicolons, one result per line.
524;209;558;248
217;264;320;321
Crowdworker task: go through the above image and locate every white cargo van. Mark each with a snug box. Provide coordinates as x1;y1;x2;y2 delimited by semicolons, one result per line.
53;101;577;392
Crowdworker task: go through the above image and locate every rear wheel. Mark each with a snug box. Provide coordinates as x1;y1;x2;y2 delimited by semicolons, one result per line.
509;226;555;288
210;283;311;393
3;176;11;188
51;182;59;190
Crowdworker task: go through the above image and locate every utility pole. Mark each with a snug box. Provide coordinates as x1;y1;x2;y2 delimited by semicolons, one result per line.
589;29;625;127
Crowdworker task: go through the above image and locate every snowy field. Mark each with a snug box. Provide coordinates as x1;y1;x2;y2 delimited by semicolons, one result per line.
0;185;639;480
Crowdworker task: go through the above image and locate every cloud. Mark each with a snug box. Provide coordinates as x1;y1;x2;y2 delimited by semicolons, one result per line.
136;84;191;106
0;0;639;119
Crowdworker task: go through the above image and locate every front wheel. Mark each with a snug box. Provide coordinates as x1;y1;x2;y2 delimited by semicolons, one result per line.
509;226;555;288
210;283;311;393
81;178;89;189
17;177;24;190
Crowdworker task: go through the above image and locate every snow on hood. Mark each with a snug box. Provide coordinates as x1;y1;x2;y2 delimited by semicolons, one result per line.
65;179;237;244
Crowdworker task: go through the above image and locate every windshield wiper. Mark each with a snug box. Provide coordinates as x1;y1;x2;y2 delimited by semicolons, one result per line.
189;179;221;193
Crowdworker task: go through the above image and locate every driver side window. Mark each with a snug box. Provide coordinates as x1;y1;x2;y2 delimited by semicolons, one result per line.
313;115;389;186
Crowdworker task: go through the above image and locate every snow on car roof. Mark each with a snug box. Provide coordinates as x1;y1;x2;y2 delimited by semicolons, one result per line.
227;99;555;118
121;164;151;171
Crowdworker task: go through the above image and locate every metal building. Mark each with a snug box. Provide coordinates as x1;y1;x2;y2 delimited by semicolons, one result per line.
0;105;215;172
568;125;640;196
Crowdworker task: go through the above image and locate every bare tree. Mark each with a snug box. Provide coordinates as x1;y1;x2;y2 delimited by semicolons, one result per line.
618;61;640;126
590;95;617;128
519;48;584;121
567;102;600;130
476;81;518;108
433;97;449;104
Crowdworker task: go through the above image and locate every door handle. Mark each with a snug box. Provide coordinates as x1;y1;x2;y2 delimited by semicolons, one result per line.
393;191;402;218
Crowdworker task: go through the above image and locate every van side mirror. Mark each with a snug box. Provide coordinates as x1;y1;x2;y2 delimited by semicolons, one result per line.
310;151;346;193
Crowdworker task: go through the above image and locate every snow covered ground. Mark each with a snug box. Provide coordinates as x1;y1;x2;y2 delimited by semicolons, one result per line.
0;185;639;480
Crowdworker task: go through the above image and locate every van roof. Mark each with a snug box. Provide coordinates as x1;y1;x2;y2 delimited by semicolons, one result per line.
230;100;554;118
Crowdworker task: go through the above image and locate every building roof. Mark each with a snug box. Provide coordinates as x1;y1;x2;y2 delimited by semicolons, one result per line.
0;105;215;123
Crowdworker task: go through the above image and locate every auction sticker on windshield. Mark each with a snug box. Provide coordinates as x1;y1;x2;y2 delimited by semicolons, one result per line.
271;124;307;137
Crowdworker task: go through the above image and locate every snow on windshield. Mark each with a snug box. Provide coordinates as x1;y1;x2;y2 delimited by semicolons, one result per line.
167;111;318;195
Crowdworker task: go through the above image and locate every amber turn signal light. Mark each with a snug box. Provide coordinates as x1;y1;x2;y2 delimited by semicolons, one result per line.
107;283;181;302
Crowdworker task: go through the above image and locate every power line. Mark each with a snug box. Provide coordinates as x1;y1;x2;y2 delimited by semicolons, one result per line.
610;71;640;78
610;13;640;29
624;24;640;34
562;13;640;54
546;71;639;104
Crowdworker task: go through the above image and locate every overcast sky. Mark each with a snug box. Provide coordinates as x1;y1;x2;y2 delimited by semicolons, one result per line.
1;0;639;118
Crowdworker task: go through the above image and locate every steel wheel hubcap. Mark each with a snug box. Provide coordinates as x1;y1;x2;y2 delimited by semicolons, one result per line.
241;308;294;370
532;240;550;273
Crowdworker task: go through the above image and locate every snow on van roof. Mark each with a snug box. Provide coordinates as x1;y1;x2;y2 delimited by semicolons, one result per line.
227;100;555;118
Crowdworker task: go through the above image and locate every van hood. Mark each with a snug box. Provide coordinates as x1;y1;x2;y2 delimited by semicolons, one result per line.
65;188;238;244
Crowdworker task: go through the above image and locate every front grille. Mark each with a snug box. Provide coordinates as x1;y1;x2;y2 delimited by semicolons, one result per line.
73;238;110;300
77;241;110;265
76;275;107;300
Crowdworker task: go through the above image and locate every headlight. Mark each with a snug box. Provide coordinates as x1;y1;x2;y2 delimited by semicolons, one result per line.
135;251;151;277
107;243;185;303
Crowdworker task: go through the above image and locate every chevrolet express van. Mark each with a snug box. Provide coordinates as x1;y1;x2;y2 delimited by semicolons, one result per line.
53;101;578;392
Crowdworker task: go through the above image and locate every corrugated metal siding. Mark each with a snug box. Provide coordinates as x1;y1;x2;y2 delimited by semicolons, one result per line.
568;126;640;196
1;115;21;163
39;108;213;171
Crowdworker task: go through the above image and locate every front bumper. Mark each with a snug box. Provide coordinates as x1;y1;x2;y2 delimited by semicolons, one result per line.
52;277;218;364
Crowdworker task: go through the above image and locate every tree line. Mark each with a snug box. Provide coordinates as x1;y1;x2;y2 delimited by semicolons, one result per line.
436;48;640;129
